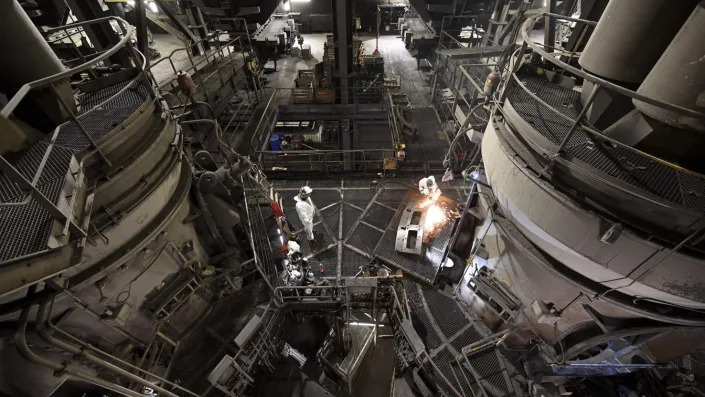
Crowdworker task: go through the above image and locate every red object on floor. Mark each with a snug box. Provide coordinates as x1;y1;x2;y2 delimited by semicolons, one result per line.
269;202;285;217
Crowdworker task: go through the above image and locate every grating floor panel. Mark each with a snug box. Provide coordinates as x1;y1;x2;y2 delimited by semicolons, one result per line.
421;287;469;339
373;188;457;284
343;188;375;209
429;348;467;397
319;204;340;237
375;186;409;207
341;246;369;276
450;326;484;353
312;189;341;209
508;76;705;213
346;222;384;253
404;281;443;350
308;246;338;277
361;203;396;230
342;204;363;239
0;77;152;263
0;177;65;261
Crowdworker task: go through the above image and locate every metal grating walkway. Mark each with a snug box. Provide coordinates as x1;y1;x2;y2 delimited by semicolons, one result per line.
507;76;705;213
0;76;152;263
403;280;521;397
372;188;457;284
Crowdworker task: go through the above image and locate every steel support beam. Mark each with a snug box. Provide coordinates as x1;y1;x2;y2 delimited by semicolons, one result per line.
65;0;129;65
134;0;150;67
544;0;557;49
332;0;354;169
153;0;204;54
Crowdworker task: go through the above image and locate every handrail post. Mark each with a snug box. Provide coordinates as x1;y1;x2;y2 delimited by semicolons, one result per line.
556;84;600;153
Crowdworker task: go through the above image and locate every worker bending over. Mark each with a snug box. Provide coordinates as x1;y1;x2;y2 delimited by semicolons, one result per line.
419;176;441;201
294;186;318;251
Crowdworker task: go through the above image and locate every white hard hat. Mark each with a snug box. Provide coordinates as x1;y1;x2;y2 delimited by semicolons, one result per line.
287;240;301;253
300;186;313;194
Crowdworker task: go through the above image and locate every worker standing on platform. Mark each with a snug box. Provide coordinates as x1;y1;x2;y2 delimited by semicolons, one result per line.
419;176;441;201
294;186;318;251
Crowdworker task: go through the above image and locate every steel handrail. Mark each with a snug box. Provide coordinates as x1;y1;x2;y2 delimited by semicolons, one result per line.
1;17;135;118
249;89;283;152
508;66;705;182
521;13;705;122
150;35;244;86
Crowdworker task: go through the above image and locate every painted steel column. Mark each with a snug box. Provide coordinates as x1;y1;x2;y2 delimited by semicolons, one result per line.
0;0;75;131
634;2;705;132
543;0;556;50
332;0;353;105
65;0;130;66
578;0;699;84
0;0;64;87
332;0;354;169
134;0;150;67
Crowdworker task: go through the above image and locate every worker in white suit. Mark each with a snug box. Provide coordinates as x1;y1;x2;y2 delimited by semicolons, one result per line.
419;176;441;201
294;186;317;250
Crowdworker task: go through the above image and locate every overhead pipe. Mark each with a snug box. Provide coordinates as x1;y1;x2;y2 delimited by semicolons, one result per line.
14;306;144;397
35;299;182;397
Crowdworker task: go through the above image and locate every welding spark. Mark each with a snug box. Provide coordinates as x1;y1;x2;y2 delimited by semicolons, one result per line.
424;204;446;233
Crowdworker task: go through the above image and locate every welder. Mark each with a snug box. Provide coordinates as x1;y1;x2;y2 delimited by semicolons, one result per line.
418;175;441;201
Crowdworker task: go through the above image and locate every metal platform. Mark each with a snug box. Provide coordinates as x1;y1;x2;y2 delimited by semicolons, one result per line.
506;76;705;213
272;179;464;282
0;77;151;263
372;189;457;284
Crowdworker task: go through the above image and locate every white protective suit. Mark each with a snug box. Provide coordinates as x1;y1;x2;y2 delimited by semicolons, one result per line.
419;176;441;201
294;194;315;241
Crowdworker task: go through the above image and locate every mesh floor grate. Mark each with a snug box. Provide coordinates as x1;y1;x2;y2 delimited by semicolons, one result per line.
421;287;469;338
361;203;396;230
341;246;369;276
0;76;152;263
508;76;705;213
373;188;456;284
404;281;443;350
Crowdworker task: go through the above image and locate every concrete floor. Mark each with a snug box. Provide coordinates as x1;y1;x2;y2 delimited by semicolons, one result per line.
264;33;445;168
265;34;433;107
150;33;192;86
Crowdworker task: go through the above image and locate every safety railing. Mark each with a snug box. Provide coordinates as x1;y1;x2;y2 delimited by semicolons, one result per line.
257;149;398;176
0;17;152;246
150;33;262;107
388;91;403;148
249;87;394;170
249;89;289;155
241;174;281;293
274;285;344;305
499;12;705;249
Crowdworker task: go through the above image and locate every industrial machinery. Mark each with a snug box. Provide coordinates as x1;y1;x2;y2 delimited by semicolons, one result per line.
468;1;705;394
3;0;705;397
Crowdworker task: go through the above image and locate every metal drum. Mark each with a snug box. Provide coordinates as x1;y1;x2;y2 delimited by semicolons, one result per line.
634;2;705;132
578;0;698;84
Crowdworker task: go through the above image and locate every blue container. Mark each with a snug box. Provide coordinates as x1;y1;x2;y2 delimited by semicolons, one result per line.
269;135;281;151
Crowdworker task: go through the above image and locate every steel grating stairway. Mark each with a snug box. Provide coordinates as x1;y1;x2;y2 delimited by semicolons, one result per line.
403;280;522;397
0;76;151;264
506;76;705;213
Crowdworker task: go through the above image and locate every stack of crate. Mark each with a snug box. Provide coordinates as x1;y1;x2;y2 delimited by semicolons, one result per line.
293;70;315;104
